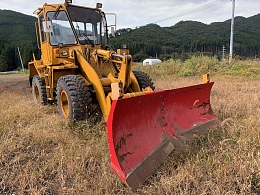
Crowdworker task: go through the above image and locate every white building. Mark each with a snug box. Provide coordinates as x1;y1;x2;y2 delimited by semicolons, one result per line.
143;59;162;65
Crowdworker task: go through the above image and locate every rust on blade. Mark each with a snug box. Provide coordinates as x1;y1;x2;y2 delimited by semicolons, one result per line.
191;99;214;116
117;151;134;163
115;133;134;163
158;117;167;127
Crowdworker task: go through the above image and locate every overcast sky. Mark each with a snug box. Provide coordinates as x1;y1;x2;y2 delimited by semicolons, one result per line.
1;0;259;29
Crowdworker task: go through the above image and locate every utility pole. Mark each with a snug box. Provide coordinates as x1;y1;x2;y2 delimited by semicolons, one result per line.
17;47;25;73
229;0;235;65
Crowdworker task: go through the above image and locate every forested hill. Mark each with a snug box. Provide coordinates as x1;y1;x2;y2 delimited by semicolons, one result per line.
0;9;260;71
0;10;37;44
0;10;38;71
109;14;260;61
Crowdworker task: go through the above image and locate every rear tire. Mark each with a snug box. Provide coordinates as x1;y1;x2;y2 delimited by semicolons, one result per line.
56;75;92;121
133;70;155;91
32;75;47;106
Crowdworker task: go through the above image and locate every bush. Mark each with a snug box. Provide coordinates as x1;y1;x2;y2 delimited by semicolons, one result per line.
178;56;219;76
133;56;260;78
0;56;8;72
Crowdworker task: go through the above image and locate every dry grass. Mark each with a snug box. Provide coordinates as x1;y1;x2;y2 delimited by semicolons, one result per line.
1;60;260;194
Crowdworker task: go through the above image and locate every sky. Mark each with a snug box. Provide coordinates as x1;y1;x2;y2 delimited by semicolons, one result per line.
1;0;259;29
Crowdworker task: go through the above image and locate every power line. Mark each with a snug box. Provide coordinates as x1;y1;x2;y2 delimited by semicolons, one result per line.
153;0;229;24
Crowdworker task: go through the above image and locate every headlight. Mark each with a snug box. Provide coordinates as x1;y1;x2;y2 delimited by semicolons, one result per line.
61;50;68;56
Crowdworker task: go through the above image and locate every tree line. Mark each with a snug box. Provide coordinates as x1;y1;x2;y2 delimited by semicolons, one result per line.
109;15;260;62
0;42;39;71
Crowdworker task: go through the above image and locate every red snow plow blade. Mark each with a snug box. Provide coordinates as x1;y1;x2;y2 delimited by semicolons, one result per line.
106;82;217;191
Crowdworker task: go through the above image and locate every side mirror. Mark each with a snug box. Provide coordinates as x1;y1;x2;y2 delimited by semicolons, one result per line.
42;21;53;33
105;13;117;37
111;26;115;37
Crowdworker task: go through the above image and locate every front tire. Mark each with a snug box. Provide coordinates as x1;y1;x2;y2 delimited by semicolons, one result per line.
32;75;47;106
56;75;92;121
133;70;155;91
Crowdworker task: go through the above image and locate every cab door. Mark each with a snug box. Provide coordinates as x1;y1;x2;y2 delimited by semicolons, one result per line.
38;14;52;65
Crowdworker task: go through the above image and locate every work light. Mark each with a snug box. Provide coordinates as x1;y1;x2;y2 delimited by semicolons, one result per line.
96;3;102;8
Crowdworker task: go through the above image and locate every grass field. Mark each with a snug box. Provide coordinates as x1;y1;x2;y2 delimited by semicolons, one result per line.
1;58;260;194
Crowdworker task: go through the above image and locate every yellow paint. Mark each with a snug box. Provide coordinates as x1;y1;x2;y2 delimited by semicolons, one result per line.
29;2;143;121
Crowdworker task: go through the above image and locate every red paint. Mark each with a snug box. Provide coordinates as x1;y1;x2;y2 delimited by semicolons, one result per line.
106;82;217;188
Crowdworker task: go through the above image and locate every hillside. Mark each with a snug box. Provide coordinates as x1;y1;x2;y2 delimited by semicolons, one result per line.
109;14;260;61
0;10;38;71
0;10;37;44
0;9;260;70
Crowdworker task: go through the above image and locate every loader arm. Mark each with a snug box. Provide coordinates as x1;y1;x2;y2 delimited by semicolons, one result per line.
75;50;112;120
117;54;132;90
95;49;134;91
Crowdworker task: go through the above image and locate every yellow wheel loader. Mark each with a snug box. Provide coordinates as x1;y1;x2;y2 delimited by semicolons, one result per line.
28;0;217;191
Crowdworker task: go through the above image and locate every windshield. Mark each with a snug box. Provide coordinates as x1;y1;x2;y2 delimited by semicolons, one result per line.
67;5;106;45
47;11;77;45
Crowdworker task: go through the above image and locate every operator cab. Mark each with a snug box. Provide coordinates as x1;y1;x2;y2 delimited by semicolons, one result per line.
40;1;109;47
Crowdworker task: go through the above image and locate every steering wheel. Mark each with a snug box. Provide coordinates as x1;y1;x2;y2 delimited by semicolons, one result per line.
105;44;116;52
78;33;87;39
78;33;94;45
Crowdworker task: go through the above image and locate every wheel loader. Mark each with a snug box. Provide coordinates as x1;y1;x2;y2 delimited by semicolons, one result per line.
28;0;217;191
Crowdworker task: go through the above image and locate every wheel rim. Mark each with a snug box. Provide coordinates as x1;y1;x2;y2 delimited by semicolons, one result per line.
60;89;70;119
34;84;40;103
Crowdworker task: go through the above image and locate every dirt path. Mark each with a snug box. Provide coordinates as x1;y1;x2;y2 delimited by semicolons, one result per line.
0;74;29;94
